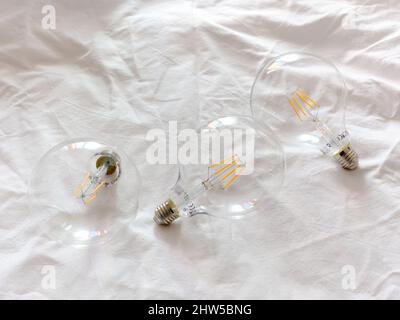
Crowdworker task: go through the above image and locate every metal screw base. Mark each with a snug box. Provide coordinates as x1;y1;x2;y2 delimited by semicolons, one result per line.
334;144;359;170
154;199;180;225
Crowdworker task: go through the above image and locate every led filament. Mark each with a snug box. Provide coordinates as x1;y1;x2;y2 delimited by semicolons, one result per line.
207;155;244;190
74;151;121;205
287;88;319;122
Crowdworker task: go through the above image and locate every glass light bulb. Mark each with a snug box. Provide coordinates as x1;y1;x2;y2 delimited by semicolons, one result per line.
250;52;359;170
154;116;285;225
29;139;141;247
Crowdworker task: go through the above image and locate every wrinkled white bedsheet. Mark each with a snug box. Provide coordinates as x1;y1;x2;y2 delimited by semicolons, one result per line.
0;0;399;299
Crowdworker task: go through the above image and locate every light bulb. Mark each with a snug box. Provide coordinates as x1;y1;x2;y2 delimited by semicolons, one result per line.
250;52;359;170
154;116;285;225
29;139;141;246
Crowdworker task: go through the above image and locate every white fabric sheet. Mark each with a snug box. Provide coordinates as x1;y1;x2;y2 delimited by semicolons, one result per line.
0;0;399;299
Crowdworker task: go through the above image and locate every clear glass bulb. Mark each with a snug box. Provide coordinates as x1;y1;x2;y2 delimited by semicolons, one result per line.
250;52;359;170
154;116;285;225
29;139;141;247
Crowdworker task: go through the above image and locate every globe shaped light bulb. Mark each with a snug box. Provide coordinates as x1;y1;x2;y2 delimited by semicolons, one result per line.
250;52;359;170
154;116;285;225
29;139;141;247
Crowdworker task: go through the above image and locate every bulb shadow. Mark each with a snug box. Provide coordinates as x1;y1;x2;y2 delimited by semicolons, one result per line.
151;215;220;260
152;221;184;247
335;165;368;191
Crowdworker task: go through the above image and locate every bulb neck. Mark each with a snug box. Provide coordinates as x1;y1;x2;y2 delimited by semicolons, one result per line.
94;150;121;186
333;144;359;170
154;199;180;225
